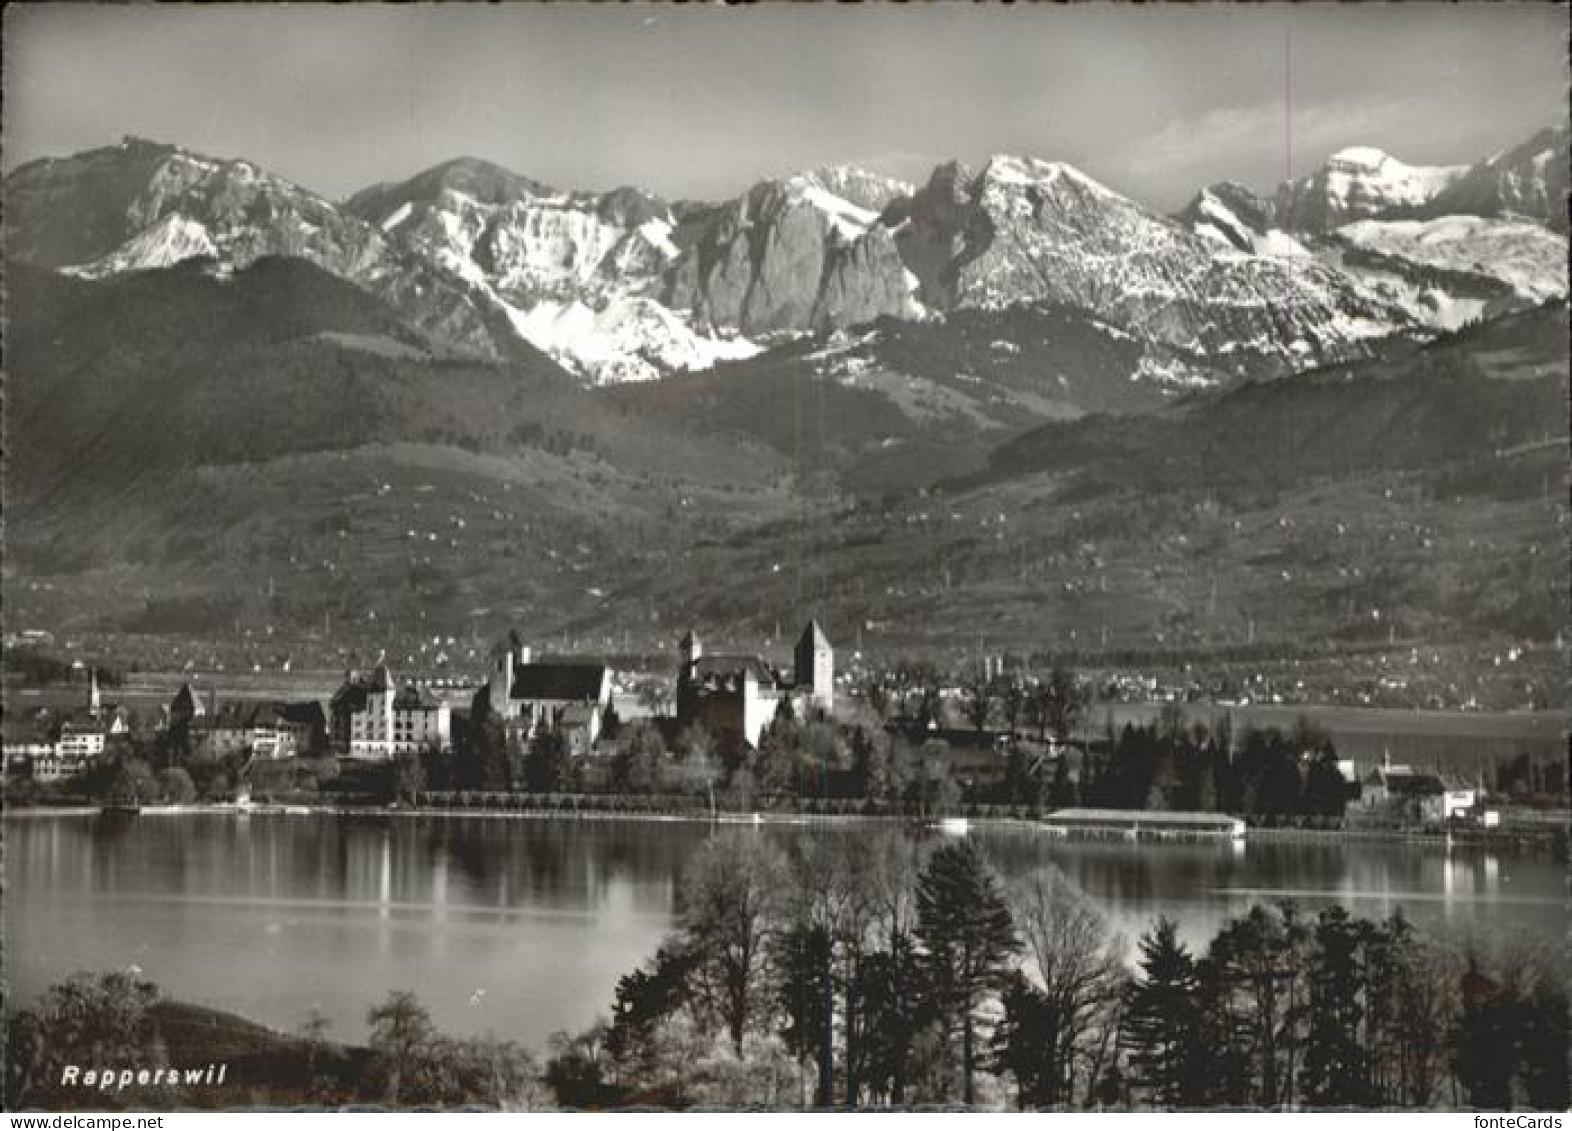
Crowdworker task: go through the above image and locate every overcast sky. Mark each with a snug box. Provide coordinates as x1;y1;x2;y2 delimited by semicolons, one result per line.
4;4;1565;210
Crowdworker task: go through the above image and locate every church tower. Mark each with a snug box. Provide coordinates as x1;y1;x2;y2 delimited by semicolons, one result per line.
488;629;526;718
794;620;834;713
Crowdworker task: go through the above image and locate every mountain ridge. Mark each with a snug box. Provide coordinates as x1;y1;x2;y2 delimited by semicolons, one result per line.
5;127;1565;389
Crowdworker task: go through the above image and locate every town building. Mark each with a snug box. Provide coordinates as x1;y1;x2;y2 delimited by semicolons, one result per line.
30;746;95;782
483;632;612;755
3;718;57;779
202;702;253;759
40;669;129;769
329;676;370;755
57;720;108;761
389;685;451;757
333;665;452;759
244;700;328;759
674;620;835;748
1354;758;1479;825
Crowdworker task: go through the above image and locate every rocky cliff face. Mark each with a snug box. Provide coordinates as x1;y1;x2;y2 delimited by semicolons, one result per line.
890;156;1406;371
3;137;511;358
1176;182;1299;256
347;157;677;306
1423;126;1569;231
661;169;921;336
346;157;760;382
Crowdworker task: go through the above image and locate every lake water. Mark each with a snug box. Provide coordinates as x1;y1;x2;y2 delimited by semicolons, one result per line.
5;812;1564;1053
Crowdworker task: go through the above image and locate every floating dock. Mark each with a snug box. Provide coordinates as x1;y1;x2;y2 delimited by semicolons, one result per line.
1041;808;1246;843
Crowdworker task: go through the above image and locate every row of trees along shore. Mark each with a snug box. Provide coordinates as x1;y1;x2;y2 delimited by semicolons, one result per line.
7;829;1565;1111
415;711;1405;823
33;707;1560;828
543;830;1567;1110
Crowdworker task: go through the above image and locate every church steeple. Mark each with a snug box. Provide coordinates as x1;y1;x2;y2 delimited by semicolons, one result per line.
89;667;102;717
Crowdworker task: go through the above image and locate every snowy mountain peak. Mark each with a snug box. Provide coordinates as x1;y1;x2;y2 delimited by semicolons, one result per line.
981;154;1114;195
1326;146;1398;169
796;165;912;212
1280;146;1467;232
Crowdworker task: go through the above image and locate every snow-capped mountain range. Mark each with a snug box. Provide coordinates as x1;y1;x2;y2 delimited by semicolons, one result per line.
4;127;1565;385
1177;127;1568;333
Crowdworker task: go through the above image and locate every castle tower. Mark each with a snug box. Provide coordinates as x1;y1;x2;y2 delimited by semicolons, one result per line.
794;620;834;713
679;629;703;676
169;681;200;727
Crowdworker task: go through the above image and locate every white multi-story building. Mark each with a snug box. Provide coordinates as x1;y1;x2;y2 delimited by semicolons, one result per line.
340;665;451;759
57;720;108;760
31;747;94;782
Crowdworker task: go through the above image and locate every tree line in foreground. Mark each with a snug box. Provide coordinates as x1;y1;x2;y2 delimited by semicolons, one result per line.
540;829;1566;1110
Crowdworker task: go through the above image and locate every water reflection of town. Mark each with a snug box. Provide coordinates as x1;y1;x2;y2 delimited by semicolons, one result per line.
28;817;1564;932
58;814;703;920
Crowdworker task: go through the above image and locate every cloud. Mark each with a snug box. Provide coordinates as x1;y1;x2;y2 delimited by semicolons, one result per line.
1105;94;1444;205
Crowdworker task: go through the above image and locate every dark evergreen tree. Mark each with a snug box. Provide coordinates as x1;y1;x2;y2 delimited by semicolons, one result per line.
1303;750;1349;818
1366;910;1450;1107
523;727;571;792
599;699;623;743
1208;902;1312;1107
914;840;1020;1104
1517;982;1570;1110
1193;752;1220;812
458;711;511;792
992;969;1057;1109
1122;917;1202;1108
605;942;692;1087
1048;755;1080;808
1004;744;1034;806
1454;962;1516;1109
1191;953;1253;1106
857;929;930;1105
1303;906;1372;1105
776;922;836;1106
